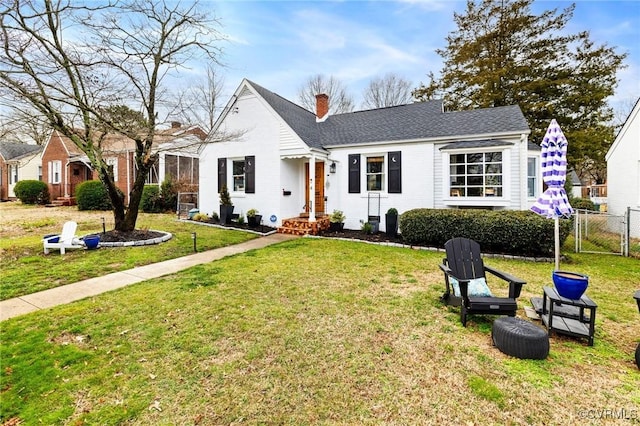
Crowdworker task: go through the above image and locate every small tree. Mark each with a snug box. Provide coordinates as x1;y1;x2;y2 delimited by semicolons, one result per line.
219;185;232;206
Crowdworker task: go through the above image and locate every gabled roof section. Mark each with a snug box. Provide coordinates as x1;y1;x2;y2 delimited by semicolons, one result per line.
0;142;41;161
247;80;323;149
234;79;530;150
321;104;529;146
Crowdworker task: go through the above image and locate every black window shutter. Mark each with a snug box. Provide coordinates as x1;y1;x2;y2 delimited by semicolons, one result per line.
245;155;255;193
348;154;361;193
388;151;401;193
217;158;226;192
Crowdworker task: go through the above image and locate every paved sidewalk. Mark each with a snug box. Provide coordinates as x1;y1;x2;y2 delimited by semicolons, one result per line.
1;233;298;322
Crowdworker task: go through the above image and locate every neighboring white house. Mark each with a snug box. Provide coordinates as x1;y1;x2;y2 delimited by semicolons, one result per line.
605;97;640;237
199;79;540;232
0;142;42;200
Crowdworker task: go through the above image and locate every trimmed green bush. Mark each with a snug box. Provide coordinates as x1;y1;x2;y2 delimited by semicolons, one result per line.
160;178;178;212
399;208;572;257
571;198;596;211
13;180;50;205
75;180;114;211
141;185;163;213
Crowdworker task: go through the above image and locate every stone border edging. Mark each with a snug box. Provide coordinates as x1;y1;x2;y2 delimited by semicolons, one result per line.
305;234;555;263
95;230;173;248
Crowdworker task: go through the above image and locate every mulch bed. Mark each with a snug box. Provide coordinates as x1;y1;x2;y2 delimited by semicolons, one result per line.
98;229;167;243
98;221;407;245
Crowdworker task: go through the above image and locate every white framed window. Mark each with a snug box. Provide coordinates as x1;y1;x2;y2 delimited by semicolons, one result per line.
366;155;384;191
48;160;61;184
449;151;503;197
9;165;18;184
106;157;118;182
232;159;245;192
38;165;43;181
527;157;537;198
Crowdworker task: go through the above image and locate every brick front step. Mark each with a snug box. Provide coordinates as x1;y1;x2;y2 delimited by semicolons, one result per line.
278;216;330;236
45;197;76;207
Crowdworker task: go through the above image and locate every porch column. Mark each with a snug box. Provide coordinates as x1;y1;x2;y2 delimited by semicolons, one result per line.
308;155;316;222
64;160;70;197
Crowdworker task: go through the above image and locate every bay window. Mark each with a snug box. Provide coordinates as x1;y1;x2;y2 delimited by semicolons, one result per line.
449;151;503;197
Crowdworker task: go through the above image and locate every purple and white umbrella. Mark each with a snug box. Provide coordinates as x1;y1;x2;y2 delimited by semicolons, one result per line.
530;119;573;270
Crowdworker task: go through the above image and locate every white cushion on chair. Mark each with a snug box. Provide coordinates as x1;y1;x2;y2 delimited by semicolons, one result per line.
450;276;493;298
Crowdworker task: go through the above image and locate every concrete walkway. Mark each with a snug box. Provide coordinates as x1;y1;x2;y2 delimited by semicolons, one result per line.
1;233;298;322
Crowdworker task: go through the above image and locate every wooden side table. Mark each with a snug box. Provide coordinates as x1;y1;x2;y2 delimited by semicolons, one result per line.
541;286;597;346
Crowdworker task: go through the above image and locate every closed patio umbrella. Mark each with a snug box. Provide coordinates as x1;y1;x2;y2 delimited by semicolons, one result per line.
530;119;573;270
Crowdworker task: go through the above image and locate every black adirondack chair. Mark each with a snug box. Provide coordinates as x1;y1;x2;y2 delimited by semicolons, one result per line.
439;237;526;327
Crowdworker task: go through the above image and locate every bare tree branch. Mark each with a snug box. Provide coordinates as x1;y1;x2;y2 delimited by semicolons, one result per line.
297;74;355;115
0;0;227;231
362;73;413;109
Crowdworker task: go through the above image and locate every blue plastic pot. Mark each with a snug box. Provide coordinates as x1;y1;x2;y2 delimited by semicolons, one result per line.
44;234;59;243
83;235;101;250
553;271;589;300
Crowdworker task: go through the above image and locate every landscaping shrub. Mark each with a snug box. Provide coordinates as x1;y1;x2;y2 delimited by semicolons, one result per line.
399;208;572;257
13;180;49;205
160;178;178;212
75;180;116;211
571;197;596;211
141;185;163;213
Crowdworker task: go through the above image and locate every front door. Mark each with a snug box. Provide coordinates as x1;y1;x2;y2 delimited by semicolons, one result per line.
305;162;325;215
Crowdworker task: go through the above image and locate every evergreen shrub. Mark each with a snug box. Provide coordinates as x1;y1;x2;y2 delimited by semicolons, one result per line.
571;198;596;211
399;208;572;257
14;180;50;205
76;180;116;211
141;185;163;213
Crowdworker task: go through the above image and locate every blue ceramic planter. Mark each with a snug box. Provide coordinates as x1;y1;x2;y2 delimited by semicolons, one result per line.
83;235;101;250
553;271;589;300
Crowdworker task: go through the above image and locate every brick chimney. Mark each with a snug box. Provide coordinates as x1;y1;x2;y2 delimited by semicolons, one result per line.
315;93;329;121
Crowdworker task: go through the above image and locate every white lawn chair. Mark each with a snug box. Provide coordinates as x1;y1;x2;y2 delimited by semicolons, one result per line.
43;221;85;254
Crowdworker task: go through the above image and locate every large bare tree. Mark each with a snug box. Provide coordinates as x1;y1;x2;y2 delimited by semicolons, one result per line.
0;0;225;231
297;74;355;115
362;73;413;109
167;65;224;135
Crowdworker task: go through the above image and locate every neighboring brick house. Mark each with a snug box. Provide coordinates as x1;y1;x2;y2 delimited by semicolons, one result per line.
0;142;43;201
41;123;205;204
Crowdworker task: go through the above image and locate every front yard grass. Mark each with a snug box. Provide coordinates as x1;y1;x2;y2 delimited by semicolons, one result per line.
1;226;639;424
0;206;257;300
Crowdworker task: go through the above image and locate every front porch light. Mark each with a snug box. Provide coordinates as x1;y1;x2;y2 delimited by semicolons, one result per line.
329;162;336;174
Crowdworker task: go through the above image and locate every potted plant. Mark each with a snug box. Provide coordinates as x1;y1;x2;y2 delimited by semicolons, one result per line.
385;207;399;236
219;185;234;224
247;208;262;228
329;209;346;232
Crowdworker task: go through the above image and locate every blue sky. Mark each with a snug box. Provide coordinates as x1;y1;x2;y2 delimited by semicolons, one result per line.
192;0;640;117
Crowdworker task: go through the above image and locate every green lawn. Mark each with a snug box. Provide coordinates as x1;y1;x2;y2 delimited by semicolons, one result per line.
1;205;639;424
0;207;257;300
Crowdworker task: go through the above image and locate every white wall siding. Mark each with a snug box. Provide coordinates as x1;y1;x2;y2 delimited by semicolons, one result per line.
327;143;434;231
606;101;640;238
199;83;305;227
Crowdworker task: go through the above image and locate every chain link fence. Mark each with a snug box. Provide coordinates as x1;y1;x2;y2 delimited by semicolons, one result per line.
628;208;640;258
574;208;640;259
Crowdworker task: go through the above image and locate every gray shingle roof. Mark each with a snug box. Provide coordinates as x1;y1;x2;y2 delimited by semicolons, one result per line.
0;142;41;161
247;80;530;150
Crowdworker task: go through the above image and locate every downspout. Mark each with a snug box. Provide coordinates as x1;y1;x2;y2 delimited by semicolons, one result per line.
520;133;527;209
